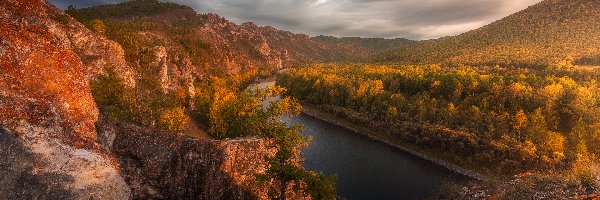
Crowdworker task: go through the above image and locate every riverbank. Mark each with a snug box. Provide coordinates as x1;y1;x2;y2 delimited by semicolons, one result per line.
300;104;487;182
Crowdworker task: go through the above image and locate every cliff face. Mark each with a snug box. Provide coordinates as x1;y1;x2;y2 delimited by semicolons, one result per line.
196;14;371;71
7;0;136;86
97;120;277;199
1;1;293;199
0;0;100;143
0;0;130;198
49;9;136;87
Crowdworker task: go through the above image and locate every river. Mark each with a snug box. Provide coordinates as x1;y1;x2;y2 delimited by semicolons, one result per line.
253;81;468;200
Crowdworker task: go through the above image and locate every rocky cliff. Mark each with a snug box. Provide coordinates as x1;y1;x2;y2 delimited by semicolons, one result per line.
0;0;288;199
97;120;276;199
3;0;136;86
72;0;399;77
0;0;130;198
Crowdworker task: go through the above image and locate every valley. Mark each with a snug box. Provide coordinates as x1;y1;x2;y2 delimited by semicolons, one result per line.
1;0;599;199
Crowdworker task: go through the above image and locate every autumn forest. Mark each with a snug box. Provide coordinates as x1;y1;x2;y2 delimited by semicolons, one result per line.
2;0;600;199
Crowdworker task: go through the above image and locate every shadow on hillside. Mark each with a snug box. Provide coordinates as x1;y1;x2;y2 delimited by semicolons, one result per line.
575;55;600;66
0;125;74;199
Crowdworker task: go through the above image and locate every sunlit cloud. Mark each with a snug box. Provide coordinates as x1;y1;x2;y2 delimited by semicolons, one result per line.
315;0;328;6
417;21;490;39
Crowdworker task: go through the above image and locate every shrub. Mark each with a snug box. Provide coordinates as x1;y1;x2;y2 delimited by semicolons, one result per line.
90;66;136;122
158;107;188;133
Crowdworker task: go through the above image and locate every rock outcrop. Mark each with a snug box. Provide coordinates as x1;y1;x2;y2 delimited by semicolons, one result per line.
0;125;131;199
97;120;276;199
53;14;136;87
152;46;171;92
0;0;131;198
7;0;136;86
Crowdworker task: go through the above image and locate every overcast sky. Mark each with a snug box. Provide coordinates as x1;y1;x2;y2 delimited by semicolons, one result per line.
49;0;543;40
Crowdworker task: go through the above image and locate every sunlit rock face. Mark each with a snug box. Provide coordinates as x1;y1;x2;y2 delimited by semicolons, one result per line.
0;0;136;87
0;0;130;198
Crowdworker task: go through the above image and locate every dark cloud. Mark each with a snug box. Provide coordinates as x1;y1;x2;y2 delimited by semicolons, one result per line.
48;0;543;40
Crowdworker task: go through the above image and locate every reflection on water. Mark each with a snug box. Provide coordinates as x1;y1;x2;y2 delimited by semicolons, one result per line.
251;81;467;200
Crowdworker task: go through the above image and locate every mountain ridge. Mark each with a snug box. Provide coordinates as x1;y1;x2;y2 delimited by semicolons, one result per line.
378;0;600;67
69;0;411;78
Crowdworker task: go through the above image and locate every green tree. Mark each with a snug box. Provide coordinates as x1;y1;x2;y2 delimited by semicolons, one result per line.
90;66;136;122
569;119;591;161
527;108;547;144
258;92;336;200
303;172;338;200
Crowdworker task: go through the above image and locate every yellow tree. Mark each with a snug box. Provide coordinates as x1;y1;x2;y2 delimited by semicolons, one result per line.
91;19;107;36
591;123;600;156
569;119;591;161
158;107;188;133
540;83;564;130
544;131;565;162
513;110;529;140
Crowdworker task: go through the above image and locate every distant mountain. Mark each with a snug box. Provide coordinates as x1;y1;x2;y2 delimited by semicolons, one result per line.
378;0;600;67
70;0;406;78
312;35;416;52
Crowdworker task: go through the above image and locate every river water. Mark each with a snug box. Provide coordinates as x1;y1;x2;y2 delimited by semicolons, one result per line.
253;81;467;200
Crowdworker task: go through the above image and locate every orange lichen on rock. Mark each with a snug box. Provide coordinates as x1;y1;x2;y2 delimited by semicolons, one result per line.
0;0;98;147
0;1;131;198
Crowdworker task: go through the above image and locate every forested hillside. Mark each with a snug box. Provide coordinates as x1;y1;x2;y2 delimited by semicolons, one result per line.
278;63;600;175
378;0;600;67
58;1;338;198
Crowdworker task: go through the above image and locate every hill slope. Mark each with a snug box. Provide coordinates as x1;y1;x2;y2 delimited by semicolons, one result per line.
312;35;416;52
379;0;600;67
70;0;408;77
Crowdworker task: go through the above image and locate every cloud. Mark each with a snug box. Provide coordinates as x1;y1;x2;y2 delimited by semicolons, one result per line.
48;0;544;40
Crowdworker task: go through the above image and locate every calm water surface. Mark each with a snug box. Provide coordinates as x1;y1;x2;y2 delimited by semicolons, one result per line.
254;81;467;200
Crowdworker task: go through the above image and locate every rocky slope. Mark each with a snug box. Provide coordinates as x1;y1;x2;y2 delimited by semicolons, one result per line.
379;0;600;67
0;0;130;198
0;0;290;199
71;0;403;77
5;0;136;85
61;0;418;100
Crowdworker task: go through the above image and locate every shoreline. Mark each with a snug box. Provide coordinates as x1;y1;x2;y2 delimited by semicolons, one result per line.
300;104;487;182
